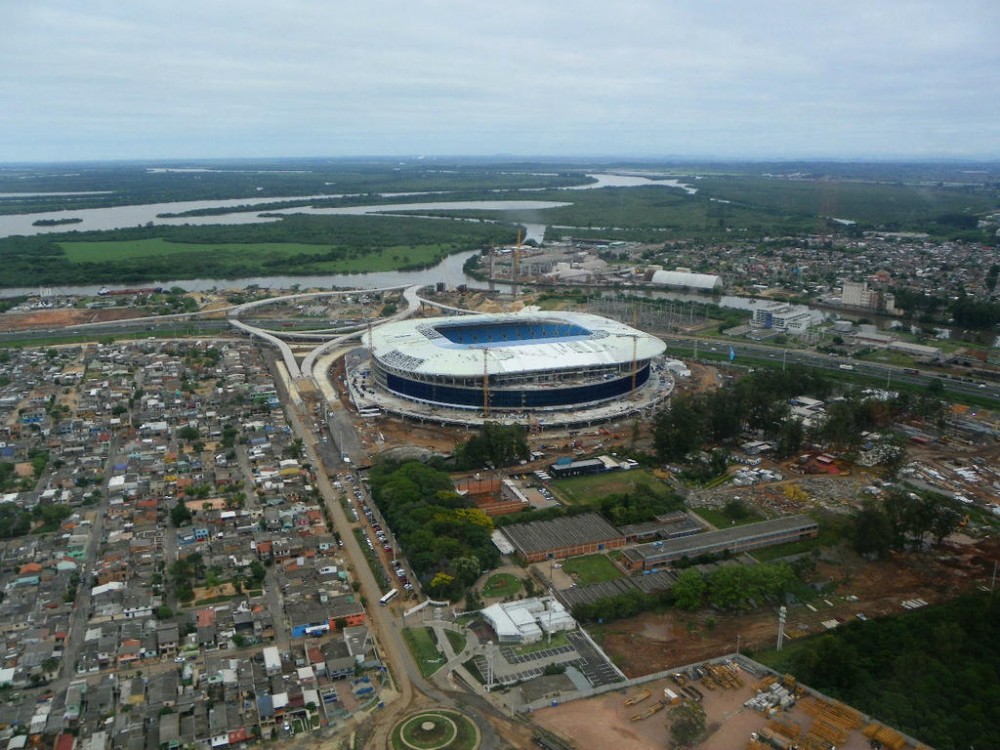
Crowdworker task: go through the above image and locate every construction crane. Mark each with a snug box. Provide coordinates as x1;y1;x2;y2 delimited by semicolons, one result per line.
511;227;522;297
631;335;639;393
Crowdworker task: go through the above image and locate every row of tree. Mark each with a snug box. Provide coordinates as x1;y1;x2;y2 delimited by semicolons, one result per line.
671;562;796;611
368;460;500;601
652;366;944;468
850;489;964;559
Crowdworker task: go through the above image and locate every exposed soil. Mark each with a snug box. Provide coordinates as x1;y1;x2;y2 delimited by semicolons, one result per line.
596;535;1000;678
534;671;879;750
1;307;145;330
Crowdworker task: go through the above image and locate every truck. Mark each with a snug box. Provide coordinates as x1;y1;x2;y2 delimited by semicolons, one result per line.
838;363;855;371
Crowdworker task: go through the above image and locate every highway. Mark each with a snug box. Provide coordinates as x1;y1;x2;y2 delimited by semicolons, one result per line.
656;334;1000;402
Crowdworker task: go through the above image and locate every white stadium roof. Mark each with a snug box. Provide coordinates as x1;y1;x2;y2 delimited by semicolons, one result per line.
367;311;666;379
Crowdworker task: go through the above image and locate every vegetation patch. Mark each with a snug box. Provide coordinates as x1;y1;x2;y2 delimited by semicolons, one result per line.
481;573;521;599
560;554;621;585
692;504;763;530
401;627;445;679
443;629;467;655
759;593;1000;750
391;709;479;750
551;468;663;505
510;630;570;655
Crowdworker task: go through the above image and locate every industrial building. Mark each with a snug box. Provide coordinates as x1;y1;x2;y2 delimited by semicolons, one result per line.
648;268;723;293
621;515;819;571
480;596;576;644
501;513;626;563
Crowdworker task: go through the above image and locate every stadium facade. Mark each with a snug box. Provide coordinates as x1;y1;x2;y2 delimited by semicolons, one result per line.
366;311;667;413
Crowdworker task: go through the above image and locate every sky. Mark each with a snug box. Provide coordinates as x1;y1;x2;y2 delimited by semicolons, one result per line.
2;0;999;163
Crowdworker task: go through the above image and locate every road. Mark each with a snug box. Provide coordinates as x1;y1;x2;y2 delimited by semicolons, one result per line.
270;356;523;748
657;334;1000;401
271;359;420;733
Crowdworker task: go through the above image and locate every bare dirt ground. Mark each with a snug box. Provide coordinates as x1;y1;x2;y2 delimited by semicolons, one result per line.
595;535;1000;678
1;307;144;330
534;672;878;750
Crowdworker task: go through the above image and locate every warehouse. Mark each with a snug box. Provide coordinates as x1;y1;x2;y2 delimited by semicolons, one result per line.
621;515;819;571
501;513;626;563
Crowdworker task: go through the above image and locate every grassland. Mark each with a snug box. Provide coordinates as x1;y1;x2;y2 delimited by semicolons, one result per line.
481;572;521;599
59;237;452;273
750;515;844;562
550;468;664;506
560;554;622;585
401;627;445;678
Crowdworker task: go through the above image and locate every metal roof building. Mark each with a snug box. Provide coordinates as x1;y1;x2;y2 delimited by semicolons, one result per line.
650;269;723;292
367;311;666;412
501;512;625;562
621;514;819;571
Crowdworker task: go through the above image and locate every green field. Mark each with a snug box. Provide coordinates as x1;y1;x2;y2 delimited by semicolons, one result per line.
551;468;665;506
401;627;446;678
481;572;521;599
560;554;622;585
750;515;843;562
444;629;467;655
510;630;570;655
59;237;452;273
693;506;764;530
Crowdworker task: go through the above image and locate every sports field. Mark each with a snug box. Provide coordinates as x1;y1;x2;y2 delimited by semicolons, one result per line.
551;468;664;506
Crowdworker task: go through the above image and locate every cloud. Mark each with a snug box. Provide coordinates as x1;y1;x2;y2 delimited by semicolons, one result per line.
2;0;998;161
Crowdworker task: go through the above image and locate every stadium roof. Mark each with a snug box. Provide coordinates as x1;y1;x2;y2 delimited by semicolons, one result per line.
650;270;723;291
368;311;666;379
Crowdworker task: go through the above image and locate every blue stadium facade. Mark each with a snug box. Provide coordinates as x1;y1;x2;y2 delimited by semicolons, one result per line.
367;312;666;413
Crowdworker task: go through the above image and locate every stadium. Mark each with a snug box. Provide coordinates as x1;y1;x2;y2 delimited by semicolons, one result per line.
364;311;668;416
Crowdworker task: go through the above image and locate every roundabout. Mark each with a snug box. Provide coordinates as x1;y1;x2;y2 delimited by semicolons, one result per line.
393;709;480;750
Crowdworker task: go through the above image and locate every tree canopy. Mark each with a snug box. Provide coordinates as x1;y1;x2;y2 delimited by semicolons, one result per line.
779;593;1000;750
369;460;500;600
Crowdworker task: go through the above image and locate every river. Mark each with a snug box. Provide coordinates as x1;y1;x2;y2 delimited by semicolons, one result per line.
0;172;698;297
0;172;696;239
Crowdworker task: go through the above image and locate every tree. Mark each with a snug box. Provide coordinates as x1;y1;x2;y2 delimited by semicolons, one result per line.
170;501;193;527
178;425;199;443
668;701;706;748
672;569;706;611
454;422;529;469
851;500;893;560
653;396;704;461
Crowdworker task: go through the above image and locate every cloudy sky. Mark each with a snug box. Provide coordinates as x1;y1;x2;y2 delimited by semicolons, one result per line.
3;0;999;163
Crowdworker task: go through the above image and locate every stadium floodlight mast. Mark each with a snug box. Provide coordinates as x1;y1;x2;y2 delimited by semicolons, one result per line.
777;606;787;651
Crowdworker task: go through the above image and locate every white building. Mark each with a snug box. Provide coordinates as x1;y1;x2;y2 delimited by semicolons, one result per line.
649;269;723;293
752;302;813;333
481;596;576;644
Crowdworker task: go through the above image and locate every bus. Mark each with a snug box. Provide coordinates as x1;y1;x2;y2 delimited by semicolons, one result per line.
379;589;399;606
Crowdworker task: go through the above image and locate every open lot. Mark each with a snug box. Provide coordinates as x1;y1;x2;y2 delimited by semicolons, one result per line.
592;534;1000;678
533;667;884;750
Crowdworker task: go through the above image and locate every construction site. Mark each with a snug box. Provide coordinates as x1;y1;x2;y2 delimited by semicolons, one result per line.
534;661;930;750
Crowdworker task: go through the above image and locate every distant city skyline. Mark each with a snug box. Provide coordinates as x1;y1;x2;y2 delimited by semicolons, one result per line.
3;0;999;163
